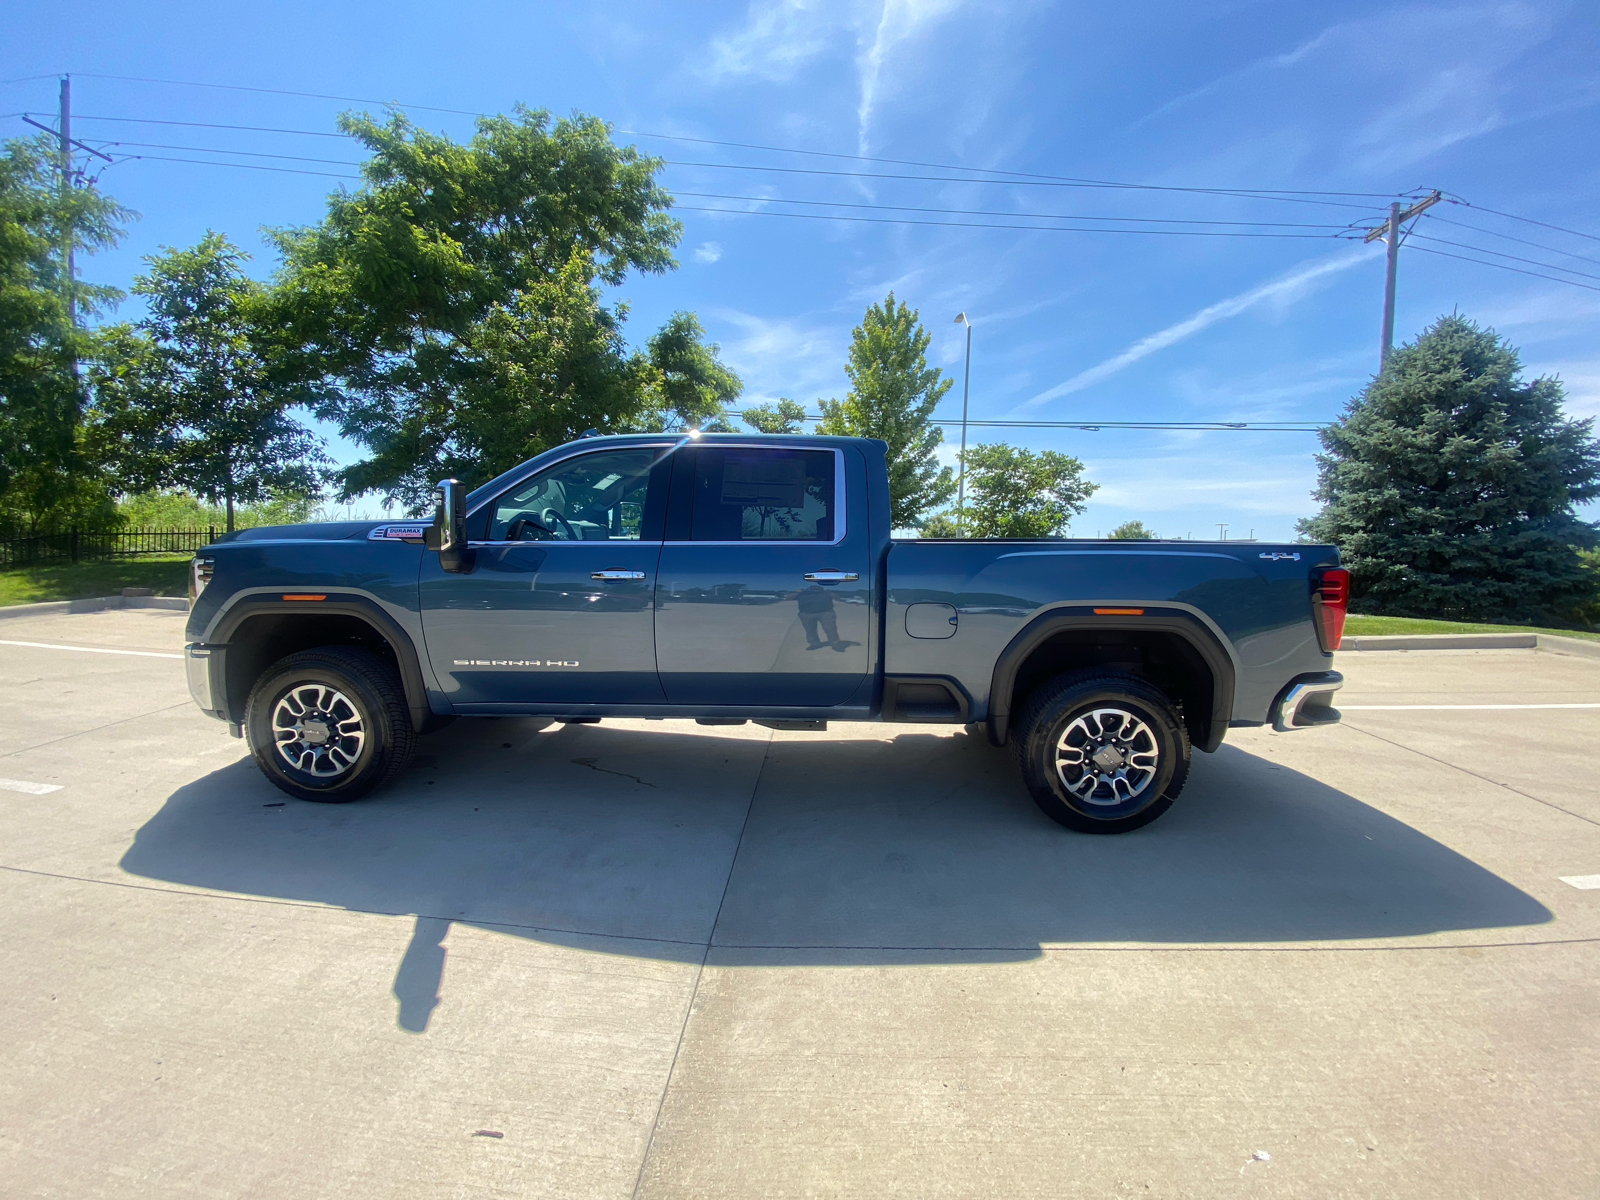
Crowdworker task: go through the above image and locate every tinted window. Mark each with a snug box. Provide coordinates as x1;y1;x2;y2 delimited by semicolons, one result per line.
489;448;665;541
689;447;836;541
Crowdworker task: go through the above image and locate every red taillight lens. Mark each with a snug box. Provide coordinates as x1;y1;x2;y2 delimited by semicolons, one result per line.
1315;568;1349;652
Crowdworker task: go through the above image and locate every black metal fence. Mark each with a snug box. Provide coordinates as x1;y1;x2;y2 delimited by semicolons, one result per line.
0;528;217;568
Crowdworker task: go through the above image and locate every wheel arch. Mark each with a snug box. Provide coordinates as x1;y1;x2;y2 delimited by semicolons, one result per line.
209;596;431;731
987;606;1236;752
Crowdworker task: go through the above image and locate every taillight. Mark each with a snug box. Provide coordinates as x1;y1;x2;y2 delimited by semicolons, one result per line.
1314;568;1349;652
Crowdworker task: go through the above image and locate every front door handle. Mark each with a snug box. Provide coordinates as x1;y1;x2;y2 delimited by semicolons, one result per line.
592;569;647;581
804;570;859;583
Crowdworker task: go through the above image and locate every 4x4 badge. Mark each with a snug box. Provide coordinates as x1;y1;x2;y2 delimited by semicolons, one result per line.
1259;552;1301;561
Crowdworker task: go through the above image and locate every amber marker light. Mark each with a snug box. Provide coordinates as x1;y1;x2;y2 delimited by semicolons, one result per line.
282;594;327;601
1093;608;1145;615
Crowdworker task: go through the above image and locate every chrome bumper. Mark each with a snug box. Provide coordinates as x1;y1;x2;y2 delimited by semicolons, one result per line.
1272;671;1343;732
185;643;224;719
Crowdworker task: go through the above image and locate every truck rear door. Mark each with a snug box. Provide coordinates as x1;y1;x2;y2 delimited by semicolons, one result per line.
654;444;871;706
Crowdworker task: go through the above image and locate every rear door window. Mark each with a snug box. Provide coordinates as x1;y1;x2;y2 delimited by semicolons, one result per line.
688;447;837;541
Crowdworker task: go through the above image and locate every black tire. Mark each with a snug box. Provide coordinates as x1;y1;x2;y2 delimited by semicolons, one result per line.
1013;671;1190;834
244;646;416;803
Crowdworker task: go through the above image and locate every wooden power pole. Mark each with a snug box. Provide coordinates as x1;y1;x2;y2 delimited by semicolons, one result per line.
1365;190;1442;368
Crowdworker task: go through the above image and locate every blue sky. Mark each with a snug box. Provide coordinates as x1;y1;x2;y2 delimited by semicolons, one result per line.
9;1;1600;536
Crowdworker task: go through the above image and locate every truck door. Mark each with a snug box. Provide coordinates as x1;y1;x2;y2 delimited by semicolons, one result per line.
420;445;672;708
655;444;870;706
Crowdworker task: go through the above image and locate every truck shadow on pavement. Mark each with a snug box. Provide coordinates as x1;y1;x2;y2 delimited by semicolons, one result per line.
120;718;1551;1030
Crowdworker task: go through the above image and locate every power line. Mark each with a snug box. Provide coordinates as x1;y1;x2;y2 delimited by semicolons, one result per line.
1409;231;1600;284
665;159;1386;210
57;112;352;139
722;413;1326;431
1429;213;1600;268
675;191;1349;230
71;71;482;117
676;205;1333;237
116;153;359;180
621;127;1402;199
0;74;63;87
97;140;364;167
1405;243;1600;293
1444;197;1600;246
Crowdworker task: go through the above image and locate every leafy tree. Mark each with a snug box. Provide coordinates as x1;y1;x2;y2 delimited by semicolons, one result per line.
743;398;808;433
90;233;328;531
117;488;318;531
1299;314;1600;623
0;136;128;533
267;107;683;508
637;311;743;432
1108;519;1157;540
921;443;1097;538
817;293;954;527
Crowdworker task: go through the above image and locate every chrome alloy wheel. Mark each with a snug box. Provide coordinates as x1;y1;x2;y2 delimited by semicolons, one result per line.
1054;707;1161;806
271;683;366;777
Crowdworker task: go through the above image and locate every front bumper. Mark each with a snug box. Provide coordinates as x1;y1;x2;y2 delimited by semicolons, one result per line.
185;643;226;720
1272;671;1343;732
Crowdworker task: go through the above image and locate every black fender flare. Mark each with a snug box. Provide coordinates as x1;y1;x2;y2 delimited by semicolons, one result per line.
986;606;1236;751
208;593;434;731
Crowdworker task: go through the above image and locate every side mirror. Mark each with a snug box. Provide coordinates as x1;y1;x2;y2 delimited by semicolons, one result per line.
424;478;473;572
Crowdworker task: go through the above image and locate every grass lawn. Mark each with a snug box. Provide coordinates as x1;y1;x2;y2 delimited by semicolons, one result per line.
1345;613;1600;642
0;554;192;606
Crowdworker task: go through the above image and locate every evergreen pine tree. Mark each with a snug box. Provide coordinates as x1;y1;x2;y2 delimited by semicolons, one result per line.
1300;314;1600;623
817;293;955;527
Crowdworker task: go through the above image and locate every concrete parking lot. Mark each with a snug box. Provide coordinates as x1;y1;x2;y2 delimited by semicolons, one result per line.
2;607;1597;1199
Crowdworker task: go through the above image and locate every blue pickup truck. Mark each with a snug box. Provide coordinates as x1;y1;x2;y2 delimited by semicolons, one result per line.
184;433;1347;833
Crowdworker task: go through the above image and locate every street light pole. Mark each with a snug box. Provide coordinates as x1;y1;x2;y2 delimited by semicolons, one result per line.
954;313;972;529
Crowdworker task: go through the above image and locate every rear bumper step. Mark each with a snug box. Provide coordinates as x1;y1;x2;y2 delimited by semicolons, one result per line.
1272;671;1344;732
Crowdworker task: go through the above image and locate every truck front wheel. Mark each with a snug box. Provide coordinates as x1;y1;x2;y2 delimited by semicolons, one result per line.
244;646;416;803
1013;672;1190;834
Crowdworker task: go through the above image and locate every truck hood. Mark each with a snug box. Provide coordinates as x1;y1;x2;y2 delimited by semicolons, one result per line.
212;521;386;544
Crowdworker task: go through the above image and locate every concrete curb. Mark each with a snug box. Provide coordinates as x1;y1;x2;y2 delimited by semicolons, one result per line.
0;595;189;620
1341;632;1600;658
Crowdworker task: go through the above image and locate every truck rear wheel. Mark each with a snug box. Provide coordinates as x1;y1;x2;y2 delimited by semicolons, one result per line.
1013;671;1190;834
244;646;416;803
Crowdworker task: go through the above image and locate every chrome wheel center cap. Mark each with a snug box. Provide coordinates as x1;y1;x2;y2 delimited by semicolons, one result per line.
299;719;331;746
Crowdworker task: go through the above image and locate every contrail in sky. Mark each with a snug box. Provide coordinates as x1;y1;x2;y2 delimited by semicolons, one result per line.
1011;246;1380;414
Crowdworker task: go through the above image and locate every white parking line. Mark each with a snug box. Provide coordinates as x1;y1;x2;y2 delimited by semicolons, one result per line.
1341;703;1600;711
0;639;183;660
1560;875;1600;890
0;778;62;795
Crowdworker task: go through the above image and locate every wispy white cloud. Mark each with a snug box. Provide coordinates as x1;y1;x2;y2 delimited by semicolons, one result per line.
701;0;841;82
693;241;724;263
1012;247;1380;413
855;0;967;152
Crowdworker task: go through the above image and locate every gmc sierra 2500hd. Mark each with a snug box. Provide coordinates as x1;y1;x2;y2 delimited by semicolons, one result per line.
184;433;1347;833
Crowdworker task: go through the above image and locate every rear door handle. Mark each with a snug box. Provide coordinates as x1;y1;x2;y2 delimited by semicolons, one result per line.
592;569;646;581
804;570;858;583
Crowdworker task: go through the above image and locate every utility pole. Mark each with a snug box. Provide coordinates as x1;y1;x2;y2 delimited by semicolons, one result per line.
1365;190;1441;368
953;312;972;530
59;75;74;330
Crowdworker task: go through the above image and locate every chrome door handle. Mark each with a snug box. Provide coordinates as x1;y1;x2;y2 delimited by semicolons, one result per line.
592;569;646;581
804;570;858;583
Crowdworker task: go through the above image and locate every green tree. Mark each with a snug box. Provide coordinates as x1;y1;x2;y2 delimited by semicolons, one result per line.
817;293;954;527
267;107;683;508
922;443;1097;538
1299;314;1600;623
1108;519;1157;540
90;233;328;531
742;398;808;433
0;136;129;533
637;311;743;431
